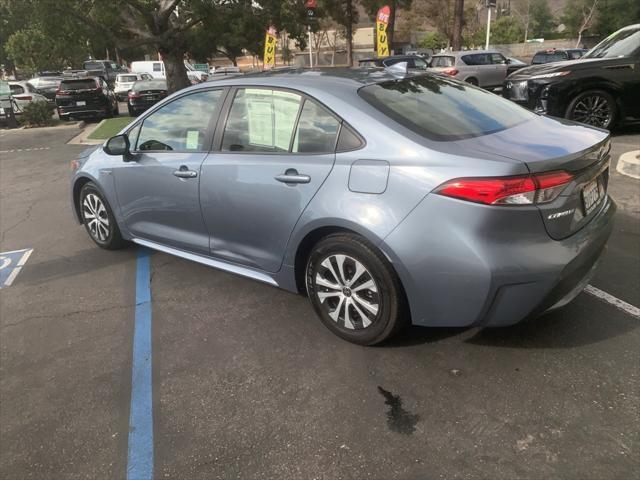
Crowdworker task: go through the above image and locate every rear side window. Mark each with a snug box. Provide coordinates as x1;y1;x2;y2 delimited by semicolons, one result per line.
359;75;536;141
222;89;302;152
292;100;340;153
461;54;491;65
336;124;364;151
153;63;162;72
136;89;223;152
119;75;138;82
60;79;97;90
9;84;25;95
430;56;454;67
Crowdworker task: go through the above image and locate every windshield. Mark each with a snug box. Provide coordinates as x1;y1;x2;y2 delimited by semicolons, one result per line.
532;52;567;64
358;75;536;141
584;26;640;58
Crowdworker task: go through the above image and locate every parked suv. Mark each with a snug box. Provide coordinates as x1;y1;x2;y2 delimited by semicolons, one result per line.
503;24;640;129
358;55;429;71
428;50;510;88
83;60;123;86
55;77;118;121
531;48;587;64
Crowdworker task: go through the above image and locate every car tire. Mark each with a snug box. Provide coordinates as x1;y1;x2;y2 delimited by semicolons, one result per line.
566;90;617;130
127;105;136;117
306;233;407;345
465;77;479;86
79;182;126;250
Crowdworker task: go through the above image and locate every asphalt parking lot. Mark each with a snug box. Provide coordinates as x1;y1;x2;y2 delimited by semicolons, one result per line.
1;124;639;479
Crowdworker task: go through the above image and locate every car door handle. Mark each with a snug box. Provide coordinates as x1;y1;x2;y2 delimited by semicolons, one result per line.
275;170;311;184
173;167;198;179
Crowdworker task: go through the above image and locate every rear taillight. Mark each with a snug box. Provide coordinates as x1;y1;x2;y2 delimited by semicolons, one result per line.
434;171;573;206
442;67;459;76
14;95;33;101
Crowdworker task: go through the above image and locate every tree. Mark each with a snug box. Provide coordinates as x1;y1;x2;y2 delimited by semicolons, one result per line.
360;0;413;52
418;31;447;51
562;0;599;47
592;0;640;38
511;0;533;42
471;15;525;45
530;0;556;38
322;0;358;66
451;0;464;50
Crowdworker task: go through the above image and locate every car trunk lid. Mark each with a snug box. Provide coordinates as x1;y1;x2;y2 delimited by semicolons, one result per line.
454;115;611;239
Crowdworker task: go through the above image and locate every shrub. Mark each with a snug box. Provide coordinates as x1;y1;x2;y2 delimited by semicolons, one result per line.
21;100;55;127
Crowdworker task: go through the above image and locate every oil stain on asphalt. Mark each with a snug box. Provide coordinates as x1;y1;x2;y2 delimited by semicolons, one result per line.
377;386;420;435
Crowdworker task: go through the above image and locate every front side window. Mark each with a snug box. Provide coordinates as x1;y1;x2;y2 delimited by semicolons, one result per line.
292;100;340;153
222;88;303;152
9;84;25;95
413;58;428;70
136;89;223;152
359;75;536;141
491;53;506;64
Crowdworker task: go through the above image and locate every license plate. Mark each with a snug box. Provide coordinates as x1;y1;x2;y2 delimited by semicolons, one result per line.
76;101;86;106
582;177;603;215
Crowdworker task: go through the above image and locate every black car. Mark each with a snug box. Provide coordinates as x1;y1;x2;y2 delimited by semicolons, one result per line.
28;76;62;100
55;77;118;120
127;79;168;116
531;48;587;65
358;54;429;71
503;24;640;130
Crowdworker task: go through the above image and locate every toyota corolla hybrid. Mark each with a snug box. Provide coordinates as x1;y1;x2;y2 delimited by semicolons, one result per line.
70;68;615;345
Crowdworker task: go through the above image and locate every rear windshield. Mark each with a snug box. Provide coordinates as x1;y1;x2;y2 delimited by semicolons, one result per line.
36;77;61;86
358;75;536;141
532;52;567;64
118;75;138;82
430;56;455;68
60;79;97;90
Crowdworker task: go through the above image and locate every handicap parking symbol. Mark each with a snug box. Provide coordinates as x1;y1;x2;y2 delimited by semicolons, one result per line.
0;248;33;288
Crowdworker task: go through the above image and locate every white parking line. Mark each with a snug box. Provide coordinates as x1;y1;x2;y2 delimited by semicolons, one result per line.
0;147;50;154
585;285;640;319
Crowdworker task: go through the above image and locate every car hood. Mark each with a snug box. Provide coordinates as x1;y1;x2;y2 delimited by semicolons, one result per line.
507;56;621;79
453;114;608;173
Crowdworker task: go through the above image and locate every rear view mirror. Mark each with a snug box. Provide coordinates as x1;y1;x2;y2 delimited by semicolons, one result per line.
104;134;131;158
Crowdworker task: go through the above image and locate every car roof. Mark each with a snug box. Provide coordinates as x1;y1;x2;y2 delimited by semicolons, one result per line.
191;67;413;91
433;50;500;57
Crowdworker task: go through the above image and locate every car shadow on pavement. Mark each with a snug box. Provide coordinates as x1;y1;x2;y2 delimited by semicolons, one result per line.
14;246;136;286
464;294;638;349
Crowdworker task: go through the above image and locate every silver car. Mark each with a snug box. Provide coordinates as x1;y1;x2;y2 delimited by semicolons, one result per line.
429;50;511;88
8;81;48;112
70;69;615;345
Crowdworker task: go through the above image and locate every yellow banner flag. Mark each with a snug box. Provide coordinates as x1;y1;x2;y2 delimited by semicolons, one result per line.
263;26;277;69
376;6;391;58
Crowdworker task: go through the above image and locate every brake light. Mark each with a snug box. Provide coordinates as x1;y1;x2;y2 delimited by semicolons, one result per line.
442;67;459;76
434;171;573;205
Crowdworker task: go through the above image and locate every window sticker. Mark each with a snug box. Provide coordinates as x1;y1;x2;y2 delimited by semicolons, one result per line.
186;130;200;150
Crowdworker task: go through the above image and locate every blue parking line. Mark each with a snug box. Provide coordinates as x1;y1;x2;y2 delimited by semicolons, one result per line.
127;249;154;480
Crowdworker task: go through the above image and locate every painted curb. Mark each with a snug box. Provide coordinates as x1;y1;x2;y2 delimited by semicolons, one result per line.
616;150;640;180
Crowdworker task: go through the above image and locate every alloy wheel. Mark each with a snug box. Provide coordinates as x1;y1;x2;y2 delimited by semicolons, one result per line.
82;193;110;242
313;254;380;330
571;94;613;128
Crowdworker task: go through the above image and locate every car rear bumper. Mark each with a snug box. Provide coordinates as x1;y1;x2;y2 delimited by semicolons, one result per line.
380;193;616;328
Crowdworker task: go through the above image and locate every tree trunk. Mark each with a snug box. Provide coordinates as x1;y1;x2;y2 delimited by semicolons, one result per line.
159;47;191;94
346;0;353;66
388;0;396;54
451;0;465;50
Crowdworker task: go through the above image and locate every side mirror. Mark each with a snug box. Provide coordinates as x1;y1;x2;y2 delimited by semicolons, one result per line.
104;134;134;161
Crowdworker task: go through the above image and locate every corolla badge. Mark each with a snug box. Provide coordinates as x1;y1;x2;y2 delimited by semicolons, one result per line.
548;209;575;220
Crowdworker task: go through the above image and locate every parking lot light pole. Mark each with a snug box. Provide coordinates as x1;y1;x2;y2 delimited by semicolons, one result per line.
485;0;496;50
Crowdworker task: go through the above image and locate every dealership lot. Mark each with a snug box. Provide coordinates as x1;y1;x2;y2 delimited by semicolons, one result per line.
1;125;638;478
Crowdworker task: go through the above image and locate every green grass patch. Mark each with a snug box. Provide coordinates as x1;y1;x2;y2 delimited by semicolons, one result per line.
87;116;134;140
